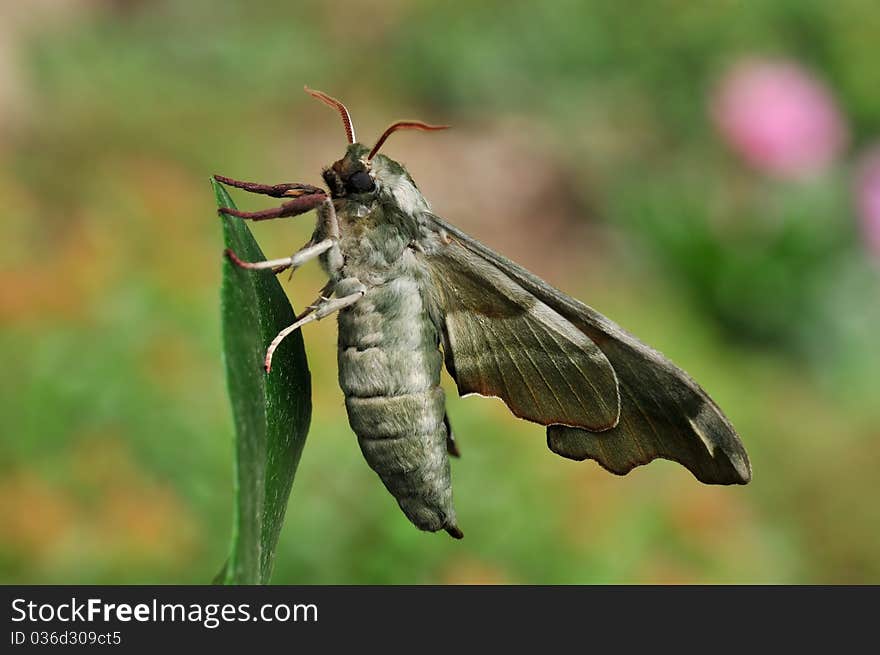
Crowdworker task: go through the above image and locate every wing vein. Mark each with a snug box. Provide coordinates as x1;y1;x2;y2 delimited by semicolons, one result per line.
541;323;606;412
506;319;567;417
519;318;573;416
488;319;547;416
521;318;585;413
480;317;515;403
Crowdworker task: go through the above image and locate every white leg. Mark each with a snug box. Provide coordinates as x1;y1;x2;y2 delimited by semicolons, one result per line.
294;280;337;321
264;284;366;372
318;197;340;239
225;238;335;272
316;198;345;275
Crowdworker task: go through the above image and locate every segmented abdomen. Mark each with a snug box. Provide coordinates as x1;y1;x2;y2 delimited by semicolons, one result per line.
337;275;459;536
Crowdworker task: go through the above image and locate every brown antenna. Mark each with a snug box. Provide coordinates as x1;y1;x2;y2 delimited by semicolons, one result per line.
368;121;450;160
304;86;356;144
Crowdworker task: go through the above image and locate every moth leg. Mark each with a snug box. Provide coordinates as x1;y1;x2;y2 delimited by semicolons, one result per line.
217;192;327;222
315;198;344;276
444;414;460;458
264;281;366;372
214;174;324;199
317;196;340;239
224;238;335;275
294;280;337;321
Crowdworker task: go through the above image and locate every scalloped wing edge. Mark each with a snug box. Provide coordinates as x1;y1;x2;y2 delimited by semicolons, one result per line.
424;213;751;485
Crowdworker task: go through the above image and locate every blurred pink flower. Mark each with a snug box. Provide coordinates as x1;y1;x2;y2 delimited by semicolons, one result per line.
856;146;880;257
711;58;848;179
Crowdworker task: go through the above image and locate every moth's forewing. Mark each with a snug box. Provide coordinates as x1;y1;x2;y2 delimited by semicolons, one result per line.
429;238;621;432
424;214;751;485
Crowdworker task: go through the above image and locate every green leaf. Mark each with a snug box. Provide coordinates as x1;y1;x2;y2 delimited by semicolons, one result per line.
213;179;312;585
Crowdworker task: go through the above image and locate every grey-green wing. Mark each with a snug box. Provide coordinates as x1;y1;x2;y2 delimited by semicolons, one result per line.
425;231;621;433
424;214;751;485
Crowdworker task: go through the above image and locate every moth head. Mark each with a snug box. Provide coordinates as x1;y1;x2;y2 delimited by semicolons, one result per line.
305;86;448;199
321;143;375;199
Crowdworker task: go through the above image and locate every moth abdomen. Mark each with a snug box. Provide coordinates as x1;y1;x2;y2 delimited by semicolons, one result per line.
345;386;458;537
345;389;444;438
355;414;454;524
337;275;460;537
338;347;441;398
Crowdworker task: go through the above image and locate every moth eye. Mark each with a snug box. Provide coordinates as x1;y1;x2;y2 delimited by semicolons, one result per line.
347;170;375;193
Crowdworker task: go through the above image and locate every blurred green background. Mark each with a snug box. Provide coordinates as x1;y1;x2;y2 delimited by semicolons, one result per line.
2;0;878;584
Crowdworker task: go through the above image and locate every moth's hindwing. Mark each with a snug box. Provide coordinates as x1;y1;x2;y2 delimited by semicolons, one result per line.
423;214;751;485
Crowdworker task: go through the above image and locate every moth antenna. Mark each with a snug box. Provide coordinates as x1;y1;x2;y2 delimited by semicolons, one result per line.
367;121;450;160
304;86;356;144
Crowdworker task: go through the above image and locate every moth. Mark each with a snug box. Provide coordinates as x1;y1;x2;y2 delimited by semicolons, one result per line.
216;87;751;539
